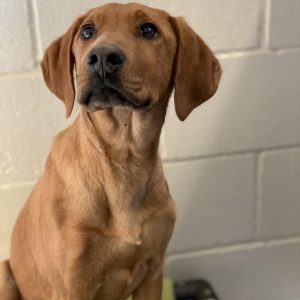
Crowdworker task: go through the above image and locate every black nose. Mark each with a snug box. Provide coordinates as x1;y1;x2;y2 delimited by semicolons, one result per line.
87;45;125;76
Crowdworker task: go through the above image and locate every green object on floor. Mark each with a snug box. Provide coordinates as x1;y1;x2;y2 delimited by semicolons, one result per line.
127;278;175;300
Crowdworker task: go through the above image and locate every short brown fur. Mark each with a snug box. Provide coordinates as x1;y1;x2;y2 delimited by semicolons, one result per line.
1;3;221;300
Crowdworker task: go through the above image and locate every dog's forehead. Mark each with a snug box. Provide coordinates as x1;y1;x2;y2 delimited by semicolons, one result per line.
84;3;170;26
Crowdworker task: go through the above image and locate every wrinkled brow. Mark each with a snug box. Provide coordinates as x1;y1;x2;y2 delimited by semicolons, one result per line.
133;9;162;30
134;9;148;19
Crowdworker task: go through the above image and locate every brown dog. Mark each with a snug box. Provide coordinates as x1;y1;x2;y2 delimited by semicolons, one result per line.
0;3;221;300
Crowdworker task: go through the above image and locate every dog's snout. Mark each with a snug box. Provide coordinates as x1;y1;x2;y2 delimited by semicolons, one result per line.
87;45;125;76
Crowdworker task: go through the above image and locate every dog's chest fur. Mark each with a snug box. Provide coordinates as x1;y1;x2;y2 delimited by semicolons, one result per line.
70;190;174;299
94;219;163;299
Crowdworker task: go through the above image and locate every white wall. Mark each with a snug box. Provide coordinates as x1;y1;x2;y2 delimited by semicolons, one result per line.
0;1;300;299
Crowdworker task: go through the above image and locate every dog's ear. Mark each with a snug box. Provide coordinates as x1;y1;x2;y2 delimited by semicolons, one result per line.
171;17;222;121
40;17;83;118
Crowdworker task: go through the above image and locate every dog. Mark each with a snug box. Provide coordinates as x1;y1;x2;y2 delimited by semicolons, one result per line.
0;3;221;300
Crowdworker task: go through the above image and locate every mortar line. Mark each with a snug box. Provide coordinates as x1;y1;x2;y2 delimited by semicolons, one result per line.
167;236;300;259
255;152;263;239
0;180;37;190
217;46;300;59
162;143;300;164
0;69;41;79
31;0;43;61
262;0;272;50
26;0;39;68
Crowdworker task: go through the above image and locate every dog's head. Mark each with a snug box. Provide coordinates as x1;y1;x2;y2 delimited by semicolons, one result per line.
41;3;221;121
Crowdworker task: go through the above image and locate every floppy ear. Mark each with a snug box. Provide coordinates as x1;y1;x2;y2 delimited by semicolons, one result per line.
171;17;222;121
40;17;83;118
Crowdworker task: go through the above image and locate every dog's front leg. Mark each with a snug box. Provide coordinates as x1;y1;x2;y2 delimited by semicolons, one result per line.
132;263;163;300
64;261;103;300
64;263;102;300
0;261;20;300
62;229;104;300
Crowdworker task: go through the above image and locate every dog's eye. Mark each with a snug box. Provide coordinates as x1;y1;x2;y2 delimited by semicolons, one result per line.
140;23;159;39
81;26;95;40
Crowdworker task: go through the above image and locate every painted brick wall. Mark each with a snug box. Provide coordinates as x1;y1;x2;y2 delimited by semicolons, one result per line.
0;1;300;299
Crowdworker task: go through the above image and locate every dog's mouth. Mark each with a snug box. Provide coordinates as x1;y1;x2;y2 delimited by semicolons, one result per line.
79;81;151;112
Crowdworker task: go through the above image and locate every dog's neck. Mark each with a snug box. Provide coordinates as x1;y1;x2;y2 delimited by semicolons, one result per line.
80;100;168;161
77;100;168;244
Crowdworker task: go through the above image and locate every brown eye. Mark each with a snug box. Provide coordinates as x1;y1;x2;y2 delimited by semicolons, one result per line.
81;26;95;40
140;23;159;39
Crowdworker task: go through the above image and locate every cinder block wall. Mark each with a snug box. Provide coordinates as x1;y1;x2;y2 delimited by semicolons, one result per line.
0;1;299;299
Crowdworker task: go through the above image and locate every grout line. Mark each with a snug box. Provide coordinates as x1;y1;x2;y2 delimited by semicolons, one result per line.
272;46;300;54
262;0;272;50
162;143;300;164
255;153;263;239
167;236;300;260
0;180;37;190
257;0;267;49
31;0;43;61
0;69;41;79
26;0;39;68
216;46;300;60
253;153;259;239
215;46;261;56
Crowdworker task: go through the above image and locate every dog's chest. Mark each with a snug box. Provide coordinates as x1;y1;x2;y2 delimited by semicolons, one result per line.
95;244;150;298
101;255;150;298
93;213;166;299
